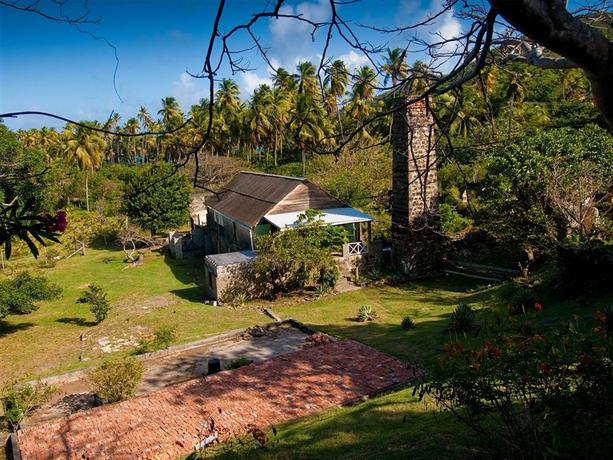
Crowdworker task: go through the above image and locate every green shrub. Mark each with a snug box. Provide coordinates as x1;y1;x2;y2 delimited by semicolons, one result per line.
440;203;473;234
228;291;248;307
0;272;62;319
137;324;178;353
88;357;143;403
152;324;178;349
449;303;476;332
357;305;377;322
226;357;253;370
77;283;111;324
509;286;538;315
557;242;613;297
317;260;339;291
248;219;342;298
401;316;415;330
1;381;57;431
419;318;613;458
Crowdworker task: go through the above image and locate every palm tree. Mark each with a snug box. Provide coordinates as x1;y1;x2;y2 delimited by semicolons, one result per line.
158;97;184;130
438;93;483;139
273;67;298;92
103;113;121;163
347;66;377;117
505;75;527;135
215;79;242;155
38;127;61;160
247;84;274;165
62;122;106;211
381;48;409;87
124;118;140;163
137;106;157;162
324;60;349;135
296;61;318;97
269;87;291;166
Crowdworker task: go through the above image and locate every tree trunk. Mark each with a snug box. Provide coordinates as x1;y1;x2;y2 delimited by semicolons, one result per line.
85;171;90;212
490;0;613;130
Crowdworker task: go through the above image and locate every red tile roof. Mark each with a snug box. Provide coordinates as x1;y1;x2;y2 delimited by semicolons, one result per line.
17;340;417;460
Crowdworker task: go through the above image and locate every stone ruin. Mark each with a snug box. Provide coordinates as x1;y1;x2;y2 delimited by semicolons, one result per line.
391;97;441;276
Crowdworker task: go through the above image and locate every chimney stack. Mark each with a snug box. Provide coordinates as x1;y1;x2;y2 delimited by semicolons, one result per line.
390;97;440;276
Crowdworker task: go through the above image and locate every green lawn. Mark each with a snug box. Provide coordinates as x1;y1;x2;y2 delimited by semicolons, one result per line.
3;249;609;459
273;277;496;368
0;248;264;383
210;275;612;459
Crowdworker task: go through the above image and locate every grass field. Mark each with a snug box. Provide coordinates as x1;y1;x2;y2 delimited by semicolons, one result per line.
0;247;264;383
209;275;612;459
3;249;610;459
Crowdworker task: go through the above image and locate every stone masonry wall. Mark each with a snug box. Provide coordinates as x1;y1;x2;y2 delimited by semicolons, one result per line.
391;98;440;276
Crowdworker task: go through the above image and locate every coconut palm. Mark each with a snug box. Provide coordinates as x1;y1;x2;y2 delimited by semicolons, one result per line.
381;48;409;87
273;67;298;92
124;118;140;163
215;79;243;155
323;60;349;135
158;97;184;131
269;87;292;166
247;84;274;164
137;106;158;162
296;61;319;97
62;122;106;211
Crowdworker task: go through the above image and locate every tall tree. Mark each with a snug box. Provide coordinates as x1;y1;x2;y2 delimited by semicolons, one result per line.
381;48;408;87
61;122;106;211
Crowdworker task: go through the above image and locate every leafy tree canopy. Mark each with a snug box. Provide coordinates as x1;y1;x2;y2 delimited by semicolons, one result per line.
122;162;191;235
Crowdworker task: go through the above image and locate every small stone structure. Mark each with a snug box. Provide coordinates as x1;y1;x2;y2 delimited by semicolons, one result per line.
391;97;440;276
204;250;257;301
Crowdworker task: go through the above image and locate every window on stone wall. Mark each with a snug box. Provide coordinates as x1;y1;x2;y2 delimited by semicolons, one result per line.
232;222;238;241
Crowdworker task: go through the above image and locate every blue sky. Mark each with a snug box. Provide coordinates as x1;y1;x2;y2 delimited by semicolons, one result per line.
0;0;462;130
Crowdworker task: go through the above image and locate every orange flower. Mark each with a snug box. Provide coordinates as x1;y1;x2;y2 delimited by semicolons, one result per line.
594;310;608;325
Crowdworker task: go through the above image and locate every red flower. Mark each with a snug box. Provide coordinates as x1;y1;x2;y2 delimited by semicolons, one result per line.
48;210;67;233
594;310;607;325
534;303;543;313
538;362;551;374
483;341;502;358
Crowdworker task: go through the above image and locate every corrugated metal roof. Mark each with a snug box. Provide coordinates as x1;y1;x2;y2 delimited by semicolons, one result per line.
264;207;373;229
205;250;256;273
204;172;308;227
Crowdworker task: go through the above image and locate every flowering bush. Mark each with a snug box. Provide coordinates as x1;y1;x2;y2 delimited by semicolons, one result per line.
508;286;539;315
416;315;613;458
448;303;476;332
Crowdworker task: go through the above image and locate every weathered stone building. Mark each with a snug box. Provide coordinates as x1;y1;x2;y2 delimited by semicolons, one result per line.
391;97;440;276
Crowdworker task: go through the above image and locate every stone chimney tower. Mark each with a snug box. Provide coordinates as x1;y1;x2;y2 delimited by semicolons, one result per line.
390;97;440;276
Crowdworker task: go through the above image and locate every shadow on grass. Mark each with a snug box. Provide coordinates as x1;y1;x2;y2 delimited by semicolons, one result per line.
0;320;34;337
56;317;97;327
314;317;458;368
170;286;207;303
163;252;205;285
210;390;487;460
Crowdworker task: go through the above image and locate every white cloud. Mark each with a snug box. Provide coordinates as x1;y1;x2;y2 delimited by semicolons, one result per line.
269;0;330;40
171;72;208;109
337;50;369;70
267;0;331;71
240;72;273;97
